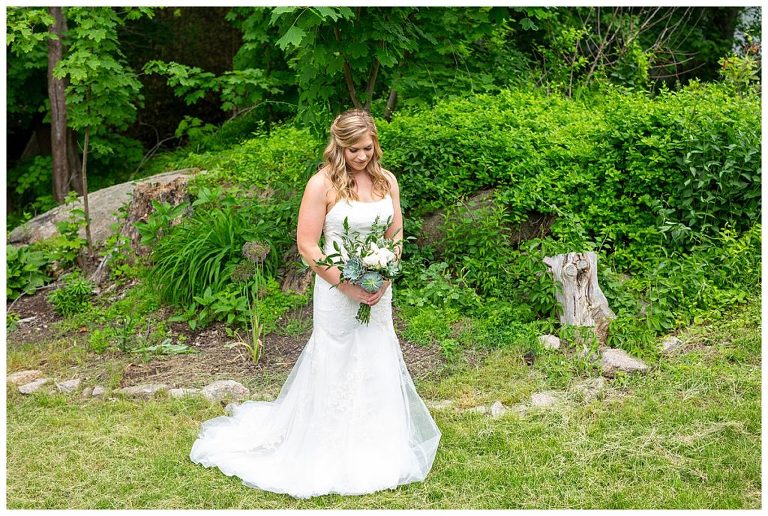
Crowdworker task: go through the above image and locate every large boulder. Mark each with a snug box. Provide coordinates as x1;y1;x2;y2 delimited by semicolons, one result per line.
416;188;556;254
8;169;200;248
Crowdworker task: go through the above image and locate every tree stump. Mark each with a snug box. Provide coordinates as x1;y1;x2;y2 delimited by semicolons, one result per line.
543;252;615;345
122;174;194;256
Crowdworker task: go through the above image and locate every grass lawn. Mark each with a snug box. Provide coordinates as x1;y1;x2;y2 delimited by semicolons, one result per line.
6;295;760;509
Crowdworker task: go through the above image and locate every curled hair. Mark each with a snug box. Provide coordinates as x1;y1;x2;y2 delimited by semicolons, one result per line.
321;109;390;203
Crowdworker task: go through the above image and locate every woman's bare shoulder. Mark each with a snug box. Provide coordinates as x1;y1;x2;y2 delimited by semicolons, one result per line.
381;168;399;190
307;167;333;190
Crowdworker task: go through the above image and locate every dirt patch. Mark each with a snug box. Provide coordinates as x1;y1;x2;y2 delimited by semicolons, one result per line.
120;303;447;395
6;289;63;346
8;281;448;398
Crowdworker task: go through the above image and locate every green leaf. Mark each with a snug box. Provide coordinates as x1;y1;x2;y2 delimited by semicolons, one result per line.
276;24;307;50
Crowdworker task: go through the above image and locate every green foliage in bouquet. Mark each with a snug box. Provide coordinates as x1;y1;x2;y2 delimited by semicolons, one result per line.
316;215;402;324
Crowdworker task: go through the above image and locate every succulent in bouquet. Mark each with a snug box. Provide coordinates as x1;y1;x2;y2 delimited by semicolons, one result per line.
315;215;401;324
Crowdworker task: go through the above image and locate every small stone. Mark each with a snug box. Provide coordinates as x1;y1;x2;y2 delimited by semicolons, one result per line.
508;403;528;416
224;402;239;416
601;348;649;377
531;391;565;407
56;378;81;393
81;387;93;397
467;405;488;414
539;334;561;350
571;377;607;402
7;370;43;385
490;400;507;418
661;336;684;355
92;385;106;397
18;378;51;394
115;383;169;398
168;387;201;399
201;380;250;402
426;399;454;410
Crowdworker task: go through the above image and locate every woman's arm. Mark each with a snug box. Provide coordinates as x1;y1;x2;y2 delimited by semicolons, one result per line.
296;172;375;304
383;170;404;261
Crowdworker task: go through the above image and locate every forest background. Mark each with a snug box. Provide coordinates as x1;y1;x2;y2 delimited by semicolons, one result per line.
4;5;763;509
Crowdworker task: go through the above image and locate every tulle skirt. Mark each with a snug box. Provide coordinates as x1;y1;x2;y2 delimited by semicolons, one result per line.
189;275;441;499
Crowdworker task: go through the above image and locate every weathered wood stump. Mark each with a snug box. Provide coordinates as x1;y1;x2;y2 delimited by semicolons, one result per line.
122;174;194;256
543;252;615;345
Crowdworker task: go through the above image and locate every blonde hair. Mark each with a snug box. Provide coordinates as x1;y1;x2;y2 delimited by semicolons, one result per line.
321;109;390;202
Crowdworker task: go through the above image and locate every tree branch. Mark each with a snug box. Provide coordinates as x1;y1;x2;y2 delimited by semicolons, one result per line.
334;26;362;109
363;50;381;111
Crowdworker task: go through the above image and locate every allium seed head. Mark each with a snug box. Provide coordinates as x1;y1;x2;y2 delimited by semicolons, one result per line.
231;262;255;282
242;241;270;263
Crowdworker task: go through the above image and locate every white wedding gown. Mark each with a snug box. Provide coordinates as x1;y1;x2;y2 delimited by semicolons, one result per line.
190;194;441;499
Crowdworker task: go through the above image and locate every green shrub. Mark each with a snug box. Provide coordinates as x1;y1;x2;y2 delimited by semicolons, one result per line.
6;245;49;300
147;189;296;306
398;261;482;312
47;273;94;317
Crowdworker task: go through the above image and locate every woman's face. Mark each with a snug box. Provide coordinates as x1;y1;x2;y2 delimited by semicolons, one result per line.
343;134;374;173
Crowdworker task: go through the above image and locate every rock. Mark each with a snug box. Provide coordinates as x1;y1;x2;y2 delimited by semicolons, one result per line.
531;391;566;407
18;378;51;394
7;369;43;385
8;169;199;247
490;400;507;418
539;334;561;350
81;387;93;397
168;387;201;399
601;348;650;377
425;399;454;410
417;189;557;255
508;403;529;416
201;380;250;402
115;383;169;398
92;385;106;397
224;402;240;416
661;336;684;355
570;377;607;402
55;378;81;393
467;405;488;414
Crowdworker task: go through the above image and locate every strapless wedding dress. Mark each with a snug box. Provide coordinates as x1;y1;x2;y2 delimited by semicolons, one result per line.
190;194;441;499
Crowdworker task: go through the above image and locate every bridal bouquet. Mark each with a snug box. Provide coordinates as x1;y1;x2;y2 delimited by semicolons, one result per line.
315;215;401;325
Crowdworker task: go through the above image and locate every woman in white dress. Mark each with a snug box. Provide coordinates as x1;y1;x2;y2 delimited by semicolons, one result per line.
190;109;441;499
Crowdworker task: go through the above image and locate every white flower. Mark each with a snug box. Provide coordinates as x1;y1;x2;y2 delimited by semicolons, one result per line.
376;248;396;267
362;253;380;267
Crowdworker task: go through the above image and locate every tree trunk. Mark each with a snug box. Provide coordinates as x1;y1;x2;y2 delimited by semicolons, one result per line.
67;127;83;195
81;123;93;258
363;56;381;111
543;251;615;344
383;87;397;121
334;26;362;109
48;7;70;202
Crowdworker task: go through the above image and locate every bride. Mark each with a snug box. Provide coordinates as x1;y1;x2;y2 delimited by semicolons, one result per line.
190;109;441;499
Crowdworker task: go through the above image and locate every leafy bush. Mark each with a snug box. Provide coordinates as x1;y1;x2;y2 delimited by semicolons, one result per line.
398;262;482;312
147;188;296;306
6;200;88;300
6;245;49;299
170;277;308;333
380;82;759;273
47;273;94;317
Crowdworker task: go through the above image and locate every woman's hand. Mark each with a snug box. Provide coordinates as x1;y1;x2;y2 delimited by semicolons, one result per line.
367;280;391;306
340;282;378;305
